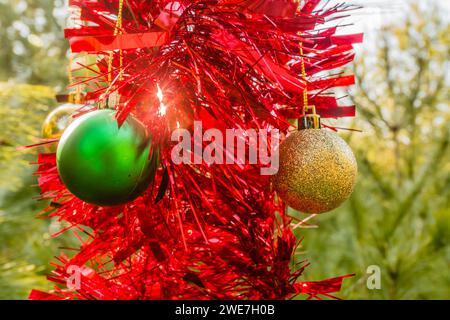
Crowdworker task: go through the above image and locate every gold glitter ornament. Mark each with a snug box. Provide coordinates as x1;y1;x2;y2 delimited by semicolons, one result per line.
42;103;80;152
272;128;357;214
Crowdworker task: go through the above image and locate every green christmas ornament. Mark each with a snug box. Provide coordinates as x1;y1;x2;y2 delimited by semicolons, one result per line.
56;109;158;206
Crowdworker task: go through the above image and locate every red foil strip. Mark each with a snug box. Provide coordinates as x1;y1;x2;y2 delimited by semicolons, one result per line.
69;32;169;53
31;0;362;300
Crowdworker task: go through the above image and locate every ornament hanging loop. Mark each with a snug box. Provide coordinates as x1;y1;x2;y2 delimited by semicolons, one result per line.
298;40;320;130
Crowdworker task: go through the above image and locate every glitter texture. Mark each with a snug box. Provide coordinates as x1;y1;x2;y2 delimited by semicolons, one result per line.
273;129;357;214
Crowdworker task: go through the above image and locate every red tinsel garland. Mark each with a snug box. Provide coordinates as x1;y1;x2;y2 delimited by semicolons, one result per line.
30;0;361;300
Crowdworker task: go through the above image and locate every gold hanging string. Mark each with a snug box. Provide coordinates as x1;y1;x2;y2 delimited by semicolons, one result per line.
68;53;74;103
299;41;309;114
108;0;124;83
68;53;74;87
68;53;82;104
299;40;320;129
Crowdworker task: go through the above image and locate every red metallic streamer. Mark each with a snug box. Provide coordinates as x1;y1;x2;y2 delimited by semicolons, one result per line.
31;0;362;300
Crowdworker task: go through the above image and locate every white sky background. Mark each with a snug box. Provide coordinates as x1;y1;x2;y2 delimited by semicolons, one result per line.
317;0;449;127
324;0;450;53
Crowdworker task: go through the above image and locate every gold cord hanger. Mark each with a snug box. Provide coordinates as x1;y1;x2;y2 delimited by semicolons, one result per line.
68;53;82;104
298;40;320;129
108;0;124;83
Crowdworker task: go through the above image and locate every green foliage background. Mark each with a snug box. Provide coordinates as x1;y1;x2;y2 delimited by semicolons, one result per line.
0;0;448;299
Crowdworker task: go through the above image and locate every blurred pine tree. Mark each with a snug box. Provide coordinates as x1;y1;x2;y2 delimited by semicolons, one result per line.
0;83;78;299
0;0;81;300
296;3;450;299
0;0;68;87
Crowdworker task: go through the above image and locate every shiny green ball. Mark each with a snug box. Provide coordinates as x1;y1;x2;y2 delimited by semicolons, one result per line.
56;109;158;206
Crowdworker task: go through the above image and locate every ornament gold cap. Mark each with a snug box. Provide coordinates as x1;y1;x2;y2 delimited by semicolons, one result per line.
56;91;86;104
299;106;321;130
66;85;85;104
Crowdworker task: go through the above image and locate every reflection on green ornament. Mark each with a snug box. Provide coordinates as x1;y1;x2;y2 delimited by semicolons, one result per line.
42;103;81;152
56;109;158;206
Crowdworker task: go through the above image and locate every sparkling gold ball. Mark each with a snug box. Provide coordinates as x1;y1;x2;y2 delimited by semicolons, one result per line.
42;103;81;152
272;129;357;214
